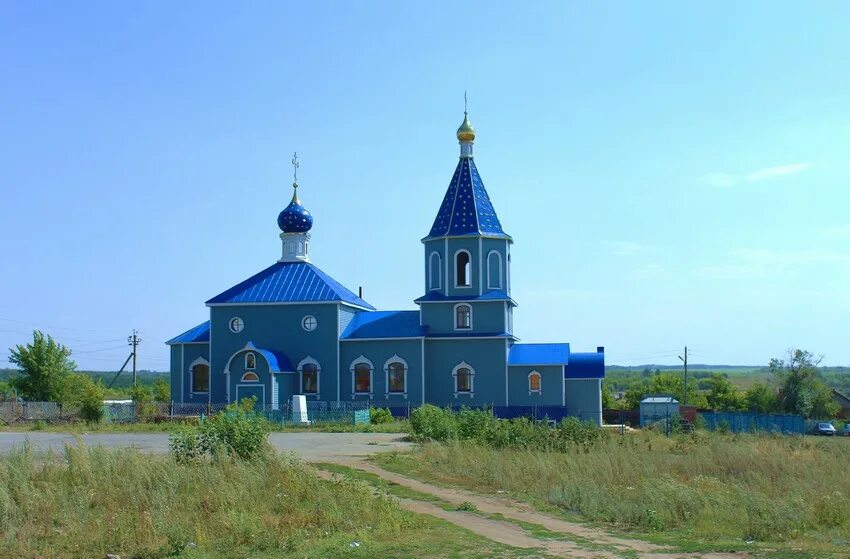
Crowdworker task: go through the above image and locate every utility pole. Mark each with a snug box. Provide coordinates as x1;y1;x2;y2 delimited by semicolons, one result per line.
128;330;142;386
678;346;688;406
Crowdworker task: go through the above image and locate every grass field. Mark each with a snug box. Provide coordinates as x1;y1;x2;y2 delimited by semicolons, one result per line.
0;419;411;434
0;443;536;559
376;431;850;557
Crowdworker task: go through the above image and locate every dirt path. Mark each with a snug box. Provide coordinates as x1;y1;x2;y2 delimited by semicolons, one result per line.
321;458;746;559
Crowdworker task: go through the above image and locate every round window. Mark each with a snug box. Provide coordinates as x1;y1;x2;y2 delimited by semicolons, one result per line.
229;317;244;333
302;315;317;332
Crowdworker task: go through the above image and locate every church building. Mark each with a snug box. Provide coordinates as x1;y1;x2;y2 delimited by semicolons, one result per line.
166;111;606;423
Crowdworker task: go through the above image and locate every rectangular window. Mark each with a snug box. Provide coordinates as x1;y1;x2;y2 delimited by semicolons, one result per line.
354;364;371;393
192;365;209;393
302;364;318;394
456;305;471;329
455;368;472;392
388;363;405;393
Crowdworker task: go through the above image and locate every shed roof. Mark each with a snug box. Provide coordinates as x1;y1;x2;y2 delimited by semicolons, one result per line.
340;310;427;339
509;343;570;366
641;396;679;404
206;261;374;309
165;321;210;345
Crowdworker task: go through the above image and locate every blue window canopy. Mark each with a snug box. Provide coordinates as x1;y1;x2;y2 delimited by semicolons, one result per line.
224;342;294;374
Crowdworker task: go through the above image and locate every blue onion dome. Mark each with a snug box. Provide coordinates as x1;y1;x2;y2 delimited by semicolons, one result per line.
277;186;313;232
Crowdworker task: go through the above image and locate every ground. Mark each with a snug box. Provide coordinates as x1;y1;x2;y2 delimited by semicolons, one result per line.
0;431;774;559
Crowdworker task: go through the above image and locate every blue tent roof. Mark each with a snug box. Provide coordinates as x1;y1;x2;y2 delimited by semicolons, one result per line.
565;352;605;379
165;321;210;345
509;343;570;365
341;310;427;339
206;261;374;309
426;158;509;239
414;290;516;304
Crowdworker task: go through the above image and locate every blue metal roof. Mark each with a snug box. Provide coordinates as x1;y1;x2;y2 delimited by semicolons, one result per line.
565;352;605;379
340;310;427;339
414;290;516;304
426;158;508;239
253;345;294;373
206;261;374;309
428;332;515;339
509;343;570;365
165;321;210;345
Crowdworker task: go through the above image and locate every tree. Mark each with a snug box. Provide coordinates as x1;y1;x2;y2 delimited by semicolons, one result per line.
744;381;777;413
60;373;105;423
601;379;614;409
622;372;707;410
8;331;76;401
705;374;746;411
152;378;170;402
771;349;838;419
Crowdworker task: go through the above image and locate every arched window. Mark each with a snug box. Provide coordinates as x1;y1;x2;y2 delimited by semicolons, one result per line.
384;355;407;395
529;371;541;393
452;362;474;396
241;372;259;382
351;356;373;396
429;252;442;290
298;357;320;395
455;250;471;287
191;364;209;393
455;304;472;330
487;251;502;289
245;352;256;370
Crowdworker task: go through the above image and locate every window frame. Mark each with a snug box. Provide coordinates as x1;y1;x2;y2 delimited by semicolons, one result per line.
454;249;472;288
350;356;374;398
383;355;408;398
188;358;210;394
454;303;473;330
452;361;475;397
528;370;542;394
229;317;244;333
245;352;256;370
297;356;321;396
241;371;260;382
429;251;442;291
487;250;503;289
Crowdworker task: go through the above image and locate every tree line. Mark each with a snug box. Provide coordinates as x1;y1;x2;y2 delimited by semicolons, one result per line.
603;349;840;419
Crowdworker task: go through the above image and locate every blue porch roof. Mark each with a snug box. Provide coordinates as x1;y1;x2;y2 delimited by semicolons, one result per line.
565;352;605;379
425;158;509;240
341;310;427;339
206;261;374;309
165;321;210;345
509;343;570;366
414;290;516;305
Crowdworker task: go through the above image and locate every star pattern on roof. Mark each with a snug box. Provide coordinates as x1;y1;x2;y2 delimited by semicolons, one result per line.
427;158;507;238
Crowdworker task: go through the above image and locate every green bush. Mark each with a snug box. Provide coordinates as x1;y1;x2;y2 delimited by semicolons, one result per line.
170;402;270;462
408;406;605;452
370;407;394;424
409;404;457;442
60;373;105;423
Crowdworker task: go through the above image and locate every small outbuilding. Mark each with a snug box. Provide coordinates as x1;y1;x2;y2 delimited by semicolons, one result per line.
640;395;679;426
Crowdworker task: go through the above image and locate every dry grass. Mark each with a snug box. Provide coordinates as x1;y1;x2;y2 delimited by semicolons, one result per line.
0;444;412;559
379;431;850;549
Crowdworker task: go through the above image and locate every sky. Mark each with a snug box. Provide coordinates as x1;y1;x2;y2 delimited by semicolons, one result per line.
1;1;849;371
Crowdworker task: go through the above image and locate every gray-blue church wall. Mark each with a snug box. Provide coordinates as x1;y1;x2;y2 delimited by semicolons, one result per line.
208;303;341;404
424;338;508;406
506;365;564;406
419;301;507;335
565;378;603;425
338;339;424;405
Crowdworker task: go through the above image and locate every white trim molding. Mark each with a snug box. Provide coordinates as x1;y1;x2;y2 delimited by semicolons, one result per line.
297;356;321;397
487;250;503;290
454;249;473;288
350;355;374;399
187;356;210;394
241;371;260;382
528;370;542;395
452;361;475;398
383;354;408;398
453;303;473;331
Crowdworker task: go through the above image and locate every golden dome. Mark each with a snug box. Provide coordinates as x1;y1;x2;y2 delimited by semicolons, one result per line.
456;112;475;142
